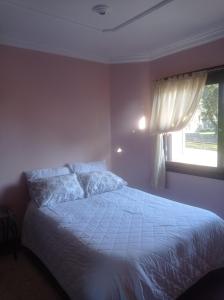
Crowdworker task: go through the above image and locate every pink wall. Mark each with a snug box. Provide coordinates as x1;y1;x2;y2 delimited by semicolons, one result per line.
110;63;153;190
1;38;224;222
111;38;224;218
0;45;110;222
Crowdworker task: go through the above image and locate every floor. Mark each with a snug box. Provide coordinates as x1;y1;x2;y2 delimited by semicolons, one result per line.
0;250;224;300
0;250;68;300
178;268;224;300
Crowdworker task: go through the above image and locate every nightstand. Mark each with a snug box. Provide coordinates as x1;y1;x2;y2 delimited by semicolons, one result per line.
0;206;19;258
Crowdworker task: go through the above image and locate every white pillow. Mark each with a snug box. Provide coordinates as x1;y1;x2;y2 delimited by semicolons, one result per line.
67;160;107;174
25;166;70;181
27;174;84;207
78;171;127;197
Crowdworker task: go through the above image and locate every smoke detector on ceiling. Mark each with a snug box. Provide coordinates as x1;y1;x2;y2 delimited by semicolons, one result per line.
92;4;110;16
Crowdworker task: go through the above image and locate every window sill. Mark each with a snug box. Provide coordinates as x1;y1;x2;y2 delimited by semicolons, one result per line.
166;161;224;180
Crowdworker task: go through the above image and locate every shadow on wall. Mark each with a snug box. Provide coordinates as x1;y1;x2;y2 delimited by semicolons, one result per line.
0;174;30;229
0;145;111;230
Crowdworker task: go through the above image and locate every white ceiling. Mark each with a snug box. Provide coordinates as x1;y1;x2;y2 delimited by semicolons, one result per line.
0;0;224;63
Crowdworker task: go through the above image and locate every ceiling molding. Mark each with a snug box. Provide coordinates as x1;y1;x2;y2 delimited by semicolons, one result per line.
1;0;102;32
109;25;224;64
2;0;223;64
2;0;175;33
0;25;224;65
0;35;109;64
102;0;175;32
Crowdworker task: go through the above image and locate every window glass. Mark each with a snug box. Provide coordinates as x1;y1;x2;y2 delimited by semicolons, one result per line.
168;84;219;167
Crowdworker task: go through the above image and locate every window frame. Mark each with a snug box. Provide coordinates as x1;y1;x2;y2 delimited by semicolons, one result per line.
166;69;224;180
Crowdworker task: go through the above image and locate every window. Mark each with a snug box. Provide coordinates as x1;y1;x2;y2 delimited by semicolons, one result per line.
166;69;224;179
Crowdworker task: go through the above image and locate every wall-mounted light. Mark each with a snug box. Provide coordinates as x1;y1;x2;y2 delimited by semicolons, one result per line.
116;147;123;153
138;115;147;130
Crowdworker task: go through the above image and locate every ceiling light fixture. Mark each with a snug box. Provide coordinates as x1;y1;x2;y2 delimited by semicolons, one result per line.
92;4;110;16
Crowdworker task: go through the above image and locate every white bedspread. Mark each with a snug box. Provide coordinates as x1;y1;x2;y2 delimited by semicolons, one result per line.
22;187;224;300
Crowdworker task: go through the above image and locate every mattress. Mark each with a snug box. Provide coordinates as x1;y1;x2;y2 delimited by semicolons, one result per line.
22;186;224;300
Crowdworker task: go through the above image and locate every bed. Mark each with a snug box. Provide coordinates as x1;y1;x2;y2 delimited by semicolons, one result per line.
22;185;224;300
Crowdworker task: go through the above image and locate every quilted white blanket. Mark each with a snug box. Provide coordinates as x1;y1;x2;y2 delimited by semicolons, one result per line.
22;187;224;300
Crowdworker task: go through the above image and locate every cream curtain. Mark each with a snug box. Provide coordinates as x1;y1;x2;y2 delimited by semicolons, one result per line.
150;71;207;188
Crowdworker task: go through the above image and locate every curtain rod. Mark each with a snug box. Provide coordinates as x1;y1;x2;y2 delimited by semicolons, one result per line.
162;64;224;80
